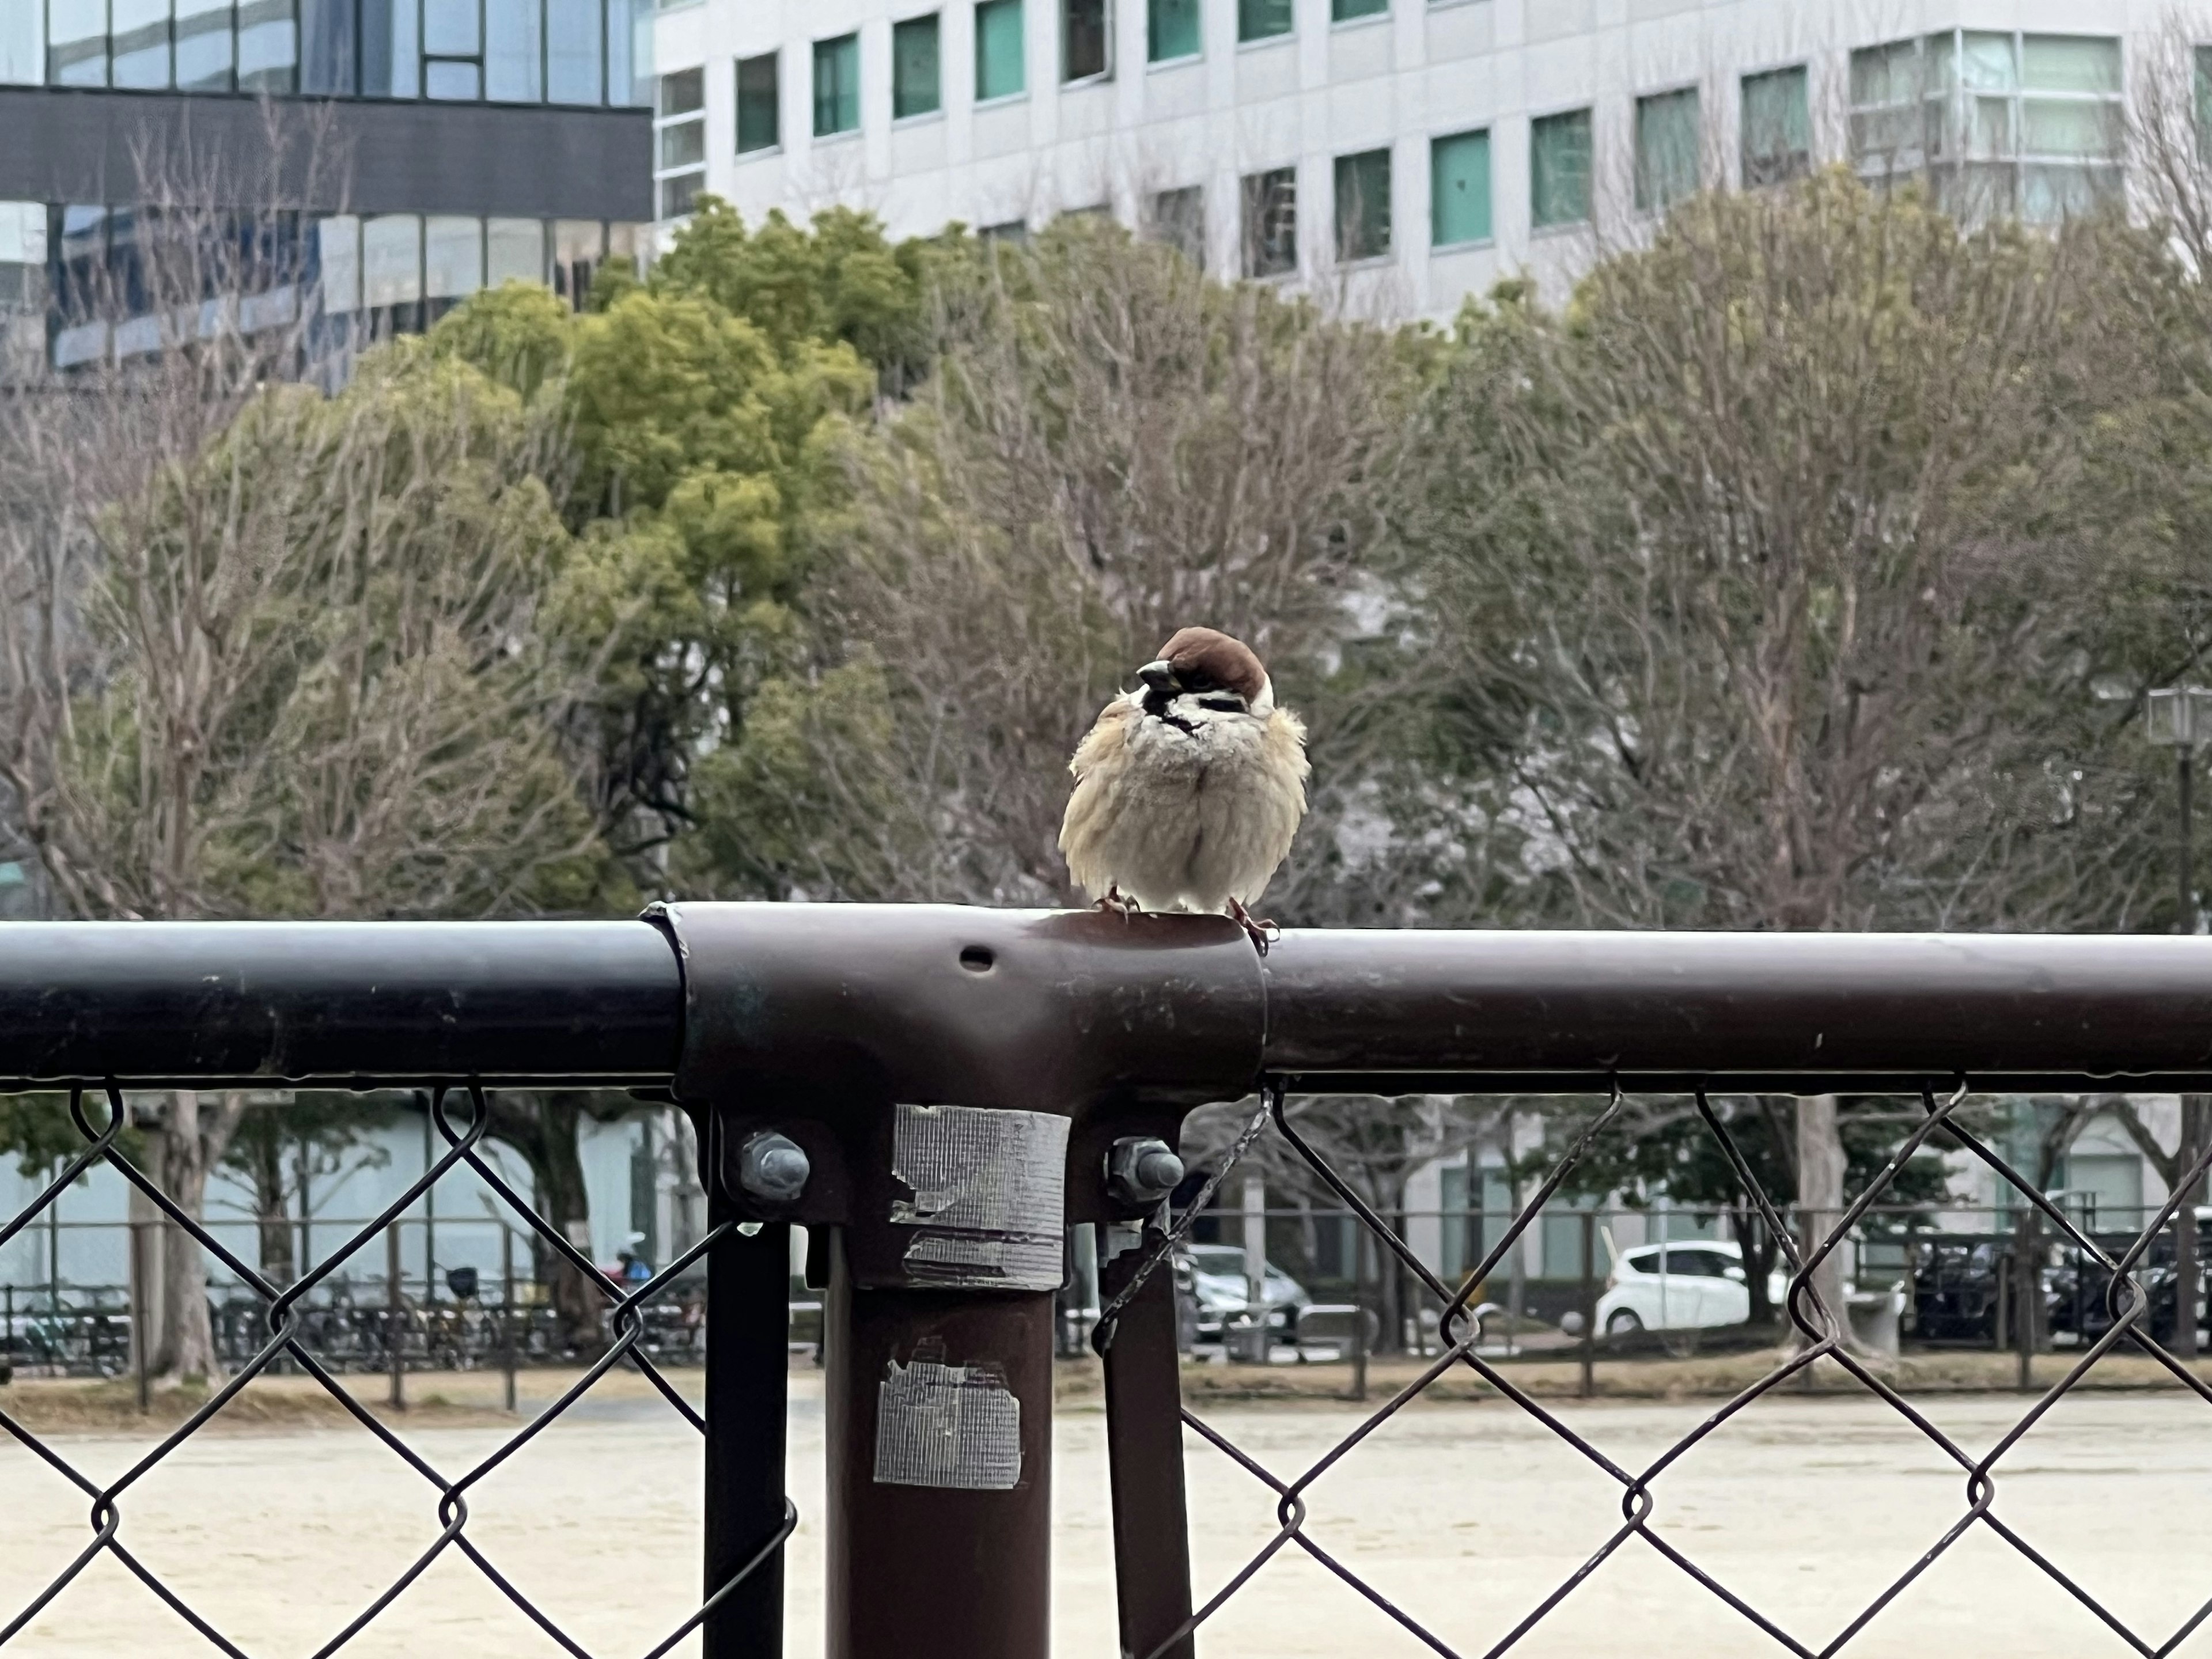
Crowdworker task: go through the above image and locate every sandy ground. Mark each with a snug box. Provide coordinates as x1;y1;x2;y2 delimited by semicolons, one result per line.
5;1372;2212;1657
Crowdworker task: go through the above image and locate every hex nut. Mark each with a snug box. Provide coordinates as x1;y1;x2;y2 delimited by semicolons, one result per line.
737;1131;810;1205
1107;1136;1184;1209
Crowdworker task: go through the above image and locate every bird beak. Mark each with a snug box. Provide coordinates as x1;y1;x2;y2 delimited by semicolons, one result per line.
1137;660;1177;693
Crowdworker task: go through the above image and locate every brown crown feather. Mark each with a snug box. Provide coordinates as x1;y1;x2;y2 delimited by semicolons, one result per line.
1156;627;1267;702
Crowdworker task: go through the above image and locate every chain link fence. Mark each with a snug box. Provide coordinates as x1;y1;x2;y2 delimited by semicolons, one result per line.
0;1083;781;1656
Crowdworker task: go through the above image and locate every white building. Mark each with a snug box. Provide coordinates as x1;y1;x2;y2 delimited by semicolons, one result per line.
649;0;2202;316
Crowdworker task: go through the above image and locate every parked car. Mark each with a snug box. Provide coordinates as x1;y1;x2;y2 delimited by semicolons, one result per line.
1175;1244;1311;1344
2045;1219;2211;1346
1596;1239;1782;1335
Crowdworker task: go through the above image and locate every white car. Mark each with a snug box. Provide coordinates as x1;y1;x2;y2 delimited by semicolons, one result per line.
1596;1238;1783;1335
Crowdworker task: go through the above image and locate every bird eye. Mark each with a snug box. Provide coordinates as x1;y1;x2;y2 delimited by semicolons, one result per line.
1184;671;1217;692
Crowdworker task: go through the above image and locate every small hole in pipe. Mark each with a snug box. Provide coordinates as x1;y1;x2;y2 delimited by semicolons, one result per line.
960;945;995;973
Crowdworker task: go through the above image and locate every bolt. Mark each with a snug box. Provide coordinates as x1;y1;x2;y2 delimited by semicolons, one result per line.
1107;1136;1184;1209
737;1131;810;1205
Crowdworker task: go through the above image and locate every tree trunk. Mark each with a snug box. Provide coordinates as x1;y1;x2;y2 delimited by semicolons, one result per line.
243;1130;296;1288
1729;1205;1780;1328
1794;1094;1851;1352
483;1093;604;1355
1370;1177;1406;1355
151;1089;248;1384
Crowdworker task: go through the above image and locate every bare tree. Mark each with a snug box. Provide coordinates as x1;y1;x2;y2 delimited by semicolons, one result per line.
683;219;1423;907
0;115;610;1381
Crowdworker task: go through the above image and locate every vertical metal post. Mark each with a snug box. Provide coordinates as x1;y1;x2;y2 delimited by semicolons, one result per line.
1101;1230;1195;1659
1349;1222;1368;1404
2176;1098;2202;1361
2181;745;2195;935
500;1225;518;1415
421;1102;438;1310
1240;1175;1266;1363
702;1176;789;1659
386;1221;406;1411
2015;1211;2038;1393
130;1220;150;1414
824;1245;1054;1659
1578;1210;1596;1400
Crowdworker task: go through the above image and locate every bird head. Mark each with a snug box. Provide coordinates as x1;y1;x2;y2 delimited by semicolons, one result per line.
1134;627;1274;728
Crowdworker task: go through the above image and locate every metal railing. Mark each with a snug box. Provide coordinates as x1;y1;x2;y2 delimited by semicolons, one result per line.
6;908;2212;1658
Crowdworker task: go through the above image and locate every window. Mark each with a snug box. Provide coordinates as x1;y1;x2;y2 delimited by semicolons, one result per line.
975;0;1023;100
737;51;779;152
362;213;423;309
317;215;362;315
1147;184;1204;268
487;0;544;101
424;0;482;97
1332;0;1385;22
553;219;605;305
1;5;38;85
1063;0;1106;82
1430;128;1490;247
656;66;706;218
425;214;486;315
980;218;1029;244
548;0;605;103
112;0;172;89
1851;31;2120;224
1333;147;1390;261
813;32;859;134
1741;65;1809;185
1149;0;1199;63
1237;0;1289;41
1241;165;1296;278
50;0;108;85
2199;47;2212;166
1634;86;1699;213
487;218;547;287
301;0;361;94
893;14;940;117
361;0;418;96
237;0;299;90
1531;107;1592;229
173;0;238;88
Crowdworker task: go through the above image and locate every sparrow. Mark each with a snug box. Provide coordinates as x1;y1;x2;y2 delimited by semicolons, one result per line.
1058;627;1309;950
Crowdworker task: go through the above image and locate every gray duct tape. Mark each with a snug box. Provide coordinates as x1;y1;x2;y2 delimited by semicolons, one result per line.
873;1355;1024;1490
889;1102;1069;1290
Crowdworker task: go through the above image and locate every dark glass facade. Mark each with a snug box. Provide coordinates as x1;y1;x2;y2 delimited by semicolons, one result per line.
5;0;653;105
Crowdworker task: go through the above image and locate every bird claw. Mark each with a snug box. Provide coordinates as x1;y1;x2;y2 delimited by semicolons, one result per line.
1226;900;1279;956
1094;886;1143;919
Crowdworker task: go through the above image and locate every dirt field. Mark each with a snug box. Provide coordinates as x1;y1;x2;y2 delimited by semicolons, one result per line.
5;1370;2210;1657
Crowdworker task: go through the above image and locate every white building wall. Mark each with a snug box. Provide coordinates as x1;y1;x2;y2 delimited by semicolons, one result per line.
657;0;2212;317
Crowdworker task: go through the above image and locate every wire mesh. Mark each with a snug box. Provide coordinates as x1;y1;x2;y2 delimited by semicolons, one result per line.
1115;1080;2212;1659
0;1084;789;1657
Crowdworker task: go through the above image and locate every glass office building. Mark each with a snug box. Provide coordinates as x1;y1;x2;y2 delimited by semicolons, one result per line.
1;1;653;368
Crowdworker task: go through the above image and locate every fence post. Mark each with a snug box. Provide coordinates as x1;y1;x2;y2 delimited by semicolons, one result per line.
702;1165;790;1659
500;1225;518;1415
130;1219;150;1414
1350;1224;1369;1404
2016;1211;2039;1393
1101;1229;1195;1659
386;1222;405;1412
1579;1210;1596;1400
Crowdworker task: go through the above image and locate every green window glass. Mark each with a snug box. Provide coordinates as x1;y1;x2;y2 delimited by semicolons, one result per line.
1740;65;1809;185
2022;33;2119;94
813;33;859;135
1334;148;1391;261
1429;128;1490;247
893;14;941;116
1531;107;1592;228
1634;87;1700;212
1150;0;1200;62
1332;0;1385;20
737;51;780;153
975;0;1025;100
2198;46;2212;165
1237;0;1291;44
